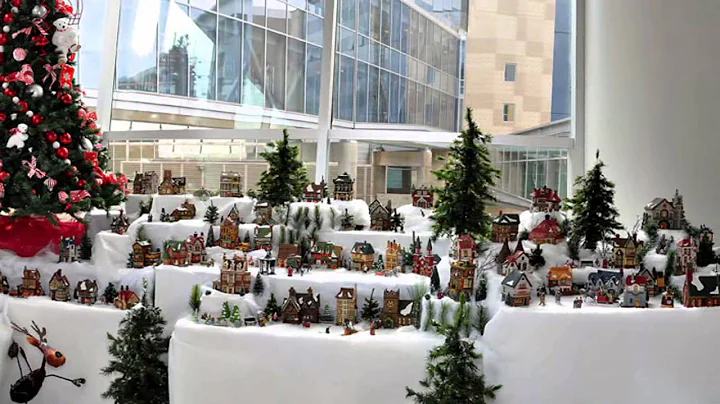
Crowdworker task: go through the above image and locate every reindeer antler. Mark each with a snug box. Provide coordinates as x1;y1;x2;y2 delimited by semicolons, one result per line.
10;321;30;336
30;321;47;344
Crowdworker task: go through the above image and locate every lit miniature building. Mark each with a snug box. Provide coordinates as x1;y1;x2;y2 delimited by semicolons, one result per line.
58;237;77;263
158;170;186;195
133;171;159;194
530;186;562;212
496;239;512;275
335;286;357;325
259;249;277;275
132;240;161;268
351;241;375;271
111;210;130;234
219;171;243;197
218;215;240;249
453;234;476;261
622;275;648;308
163;240;190;266
310;241;343;268
368;199;392;231
75;279;98;305
171;200;196;221
548;267;573;295
502;249;530;275
448;260;476;299
612;233;644;268
501;270;532;307
114;286;141;310
412;237;440;277
49;269;71;302
381;289;416;328
333;172;355;201
19;267;43;297
642;190;685;230
303;179;326;202
529;215;564;245
185;232;208;264
277;244;300;267
636;266;662;296
491;211;520;242
385;240;403;271
213;253;251;294
254;225;273;251
282;287;320;324
411;185;434;209
676;238;697;275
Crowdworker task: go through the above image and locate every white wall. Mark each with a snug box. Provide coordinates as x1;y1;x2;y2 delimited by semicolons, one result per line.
585;0;720;230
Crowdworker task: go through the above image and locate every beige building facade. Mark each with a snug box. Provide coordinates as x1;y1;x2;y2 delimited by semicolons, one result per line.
465;0;557;135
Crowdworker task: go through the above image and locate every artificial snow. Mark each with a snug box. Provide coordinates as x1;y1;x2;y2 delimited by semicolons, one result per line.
330;199;371;228
149;195;256;223
395;204;434;233
518;210;566;233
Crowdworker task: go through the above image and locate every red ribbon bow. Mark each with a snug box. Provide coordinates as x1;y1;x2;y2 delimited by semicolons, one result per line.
59;190;90;203
23;156;46;179
7;64;34;85
78;109;98;127
43;64;58;86
12;19;49;39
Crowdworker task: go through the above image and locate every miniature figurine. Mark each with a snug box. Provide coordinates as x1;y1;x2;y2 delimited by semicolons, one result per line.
325;326;331;334
411;185;433;209
287;266;294;277
539;289;546;306
642;190;685;230
333;172;355;201
49;269;71;302
661;289;675;308
554;287;562;304
74;279;98;305
19;267;44;297
573;297;583;308
58;237;78;263
342;319;358;336
111;210;130;235
370;321;376;335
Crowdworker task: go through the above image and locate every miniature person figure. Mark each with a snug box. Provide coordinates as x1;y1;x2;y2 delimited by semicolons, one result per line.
325;326;331;334
302;316;311;328
148;213;153;223
437;291;444;299
661;290;674;308
287;266;293;277
272;312;279;322
370;321;376;336
554;287;562;304
539;289;546;306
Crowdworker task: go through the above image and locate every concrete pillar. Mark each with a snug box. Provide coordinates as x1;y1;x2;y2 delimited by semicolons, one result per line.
333;140;359;181
97;0;122;137
417;148;433;187
585;0;720;229
314;0;338;183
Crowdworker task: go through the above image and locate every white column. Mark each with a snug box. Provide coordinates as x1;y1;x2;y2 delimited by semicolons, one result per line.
417;148;432;186
335;140;358;181
315;0;338;183
568;0;585;197
585;0;720;230
96;0;122;140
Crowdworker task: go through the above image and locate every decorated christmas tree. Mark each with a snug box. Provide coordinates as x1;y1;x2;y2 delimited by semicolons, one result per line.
257;129;308;206
264;293;281;318
406;293;501;403
564;151;622;250
204;201;219;224
102;282;118;305
360;288;381;322
373;255;385;272
529;245;546;271
102;305;169;404
431;109;500;241
0;1;126;218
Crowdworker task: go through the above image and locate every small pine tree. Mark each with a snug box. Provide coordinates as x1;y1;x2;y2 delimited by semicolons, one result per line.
361;289;381;322
229;305;242;326
529;245;546;270
253;274;265;296
431;109;500;241
518;230;529;241
103;283;119;305
373;255;385;272
220;301;233;324
475;271;488;301
473;303;490;336
697;238;716;268
204;202;220;224
102;306;169;404
206;227;216;247
257;129;309;206
667;250;677;275
189;284;202;316
567;233;581;262
79;231;92;261
264;293;281;318
643;222;659;246
313;205;324;230
406;294;501;403
564;151;623;250
126;252;135;269
430;266;441;293
340;209;355;230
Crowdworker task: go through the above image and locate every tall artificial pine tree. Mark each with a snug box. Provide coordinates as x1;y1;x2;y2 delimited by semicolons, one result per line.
204;201;219;224
360;289;381;322
253;274;265;295
206;226;216;247
257;129;309;206
431;109;500;241
0;2;125;217
102;306;170;404
564;151;623;250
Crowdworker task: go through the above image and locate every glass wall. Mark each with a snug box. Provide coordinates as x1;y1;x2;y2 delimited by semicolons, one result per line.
491;146;568;200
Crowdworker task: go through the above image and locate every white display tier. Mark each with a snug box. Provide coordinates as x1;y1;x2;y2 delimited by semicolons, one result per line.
169;318;443;404
148;195;256;223
0;297;126;404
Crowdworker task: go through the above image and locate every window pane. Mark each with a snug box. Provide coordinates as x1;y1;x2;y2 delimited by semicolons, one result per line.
117;0;157;92
357;35;369;62
381;44;391;69
424;84;432;126
307;13;323;46
380;0;390;45
244;0;266;26
400;4;409;54
265;31;286;109
358;0;370;36
389;73;398;123
416;84;425;125
369;40;380;65
159;2;190;96
379;69;390;123
288;0;305;8
192;0;217;10
267;0;287;33
219;0;242;17
288;6;306;39
242;24;265;106
286;38;305;113
504;63;516;82
407;80;416;124
370;0;381;41
339;27;355;56
218;16;243;103
433;24;441;69
188;8;217;100
391;0;401;49
339;56;355;121
387;167;411;194
305;44;322;115
408;9;417;58
356;62;368;122
341;0;355;29
418;16;426;63
78;0;107;89
307;0;324;15
398;76;407;123
391;49;399;73
368;65;379;122
432;89;440;127
441;31;450;73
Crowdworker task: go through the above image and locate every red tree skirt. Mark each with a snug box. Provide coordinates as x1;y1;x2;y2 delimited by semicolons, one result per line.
0;215;86;257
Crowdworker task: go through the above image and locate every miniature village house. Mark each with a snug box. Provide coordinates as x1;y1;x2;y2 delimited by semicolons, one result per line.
369;199;392;231
19;267;43;297
529;215;564;245
133;171;159;194
114;286;141;310
501;271;532;307
213;253;251;294
171;200;197;221
310;241;344;268
448;260;476;299
699;225;714;243
612;234;644;268
351;241;375;271
185;233;208;264
548;267;573;295
49;269;71;302
496;239;512;274
683;266;720;308
492;212;520;242
219;171;243;197
642;190;685;230
454;234;476;262
530;186;562;212
218;215;240;249
333;172;355;201
411;185;433;209
278;244;300;267
303;179;326;202
382;289;416;328
132;240;161;268
502;243;530;275
163;240;190;266
111;210;130;234
282;287;321;324
59;237;78;263
385;241;402;271
586;270;623;304
412;237;440;277
254;202;272;224
636;266;663;296
254;225;273;251
335;287;357;325
159;170;186;195
676;238;697;275
75;279;98;305
622;275;648;308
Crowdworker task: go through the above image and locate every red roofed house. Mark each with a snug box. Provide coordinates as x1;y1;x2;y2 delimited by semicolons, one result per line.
453;234;476;262
676;238;697;275
622;275;648;308
612;233;644;269
185;232;207;264
529;215;564;245
531;186;562;212
502;250;530;275
411;185;434;209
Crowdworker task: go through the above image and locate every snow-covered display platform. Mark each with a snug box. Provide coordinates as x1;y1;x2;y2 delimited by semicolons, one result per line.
169;318;443;404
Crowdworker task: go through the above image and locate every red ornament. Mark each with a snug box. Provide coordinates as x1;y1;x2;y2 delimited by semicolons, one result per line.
32;190;36;195
59;133;72;144
56;147;69;159
65;203;73;211
31;114;44;126
78;179;87;187
0;54;5;64
0;172;8;182
0;112;6;122
10;0;22;7
17;100;28;113
45;131;57;142
3;14;14;24
0;34;8;46
4;88;16;97
60;93;72;105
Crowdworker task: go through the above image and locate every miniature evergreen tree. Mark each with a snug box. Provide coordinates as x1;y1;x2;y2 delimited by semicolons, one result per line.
257;129;309;206
360;289;381;322
564;151;623;250
264;293;281;318
340;209;355;230
391;209;405;232
431;109;500;241
406;294;501;403
430;266;441;293
79;230;92;260
373;255;385;272
102;306;169;404
139;198;153;215
220;301;233;324
667;250;677;276
643;222;659;246
204;201;219;224
126;252;135;269
229;305;242;326
206;228;216;247
189;284;202;319
475;271;488;301
697;238;716;267
253;274;265;295
473;303;490;336
103;283;119;305
566;233;581;262
313;205;324;230
160;208;170;222
529;245;546;270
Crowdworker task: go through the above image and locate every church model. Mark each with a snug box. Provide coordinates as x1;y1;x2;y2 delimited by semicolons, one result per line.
642;190;685;230
333;172;355;201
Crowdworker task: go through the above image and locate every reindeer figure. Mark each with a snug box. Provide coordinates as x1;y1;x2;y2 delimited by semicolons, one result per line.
7;321;85;403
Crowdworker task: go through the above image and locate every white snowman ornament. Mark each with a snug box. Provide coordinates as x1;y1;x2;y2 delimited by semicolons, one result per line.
52;17;80;65
6;123;29;149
